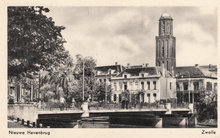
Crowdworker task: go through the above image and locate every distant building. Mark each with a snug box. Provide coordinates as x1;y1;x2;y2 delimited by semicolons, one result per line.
94;62;125;85
94;13;217;105
175;64;217;103
110;64;176;103
8;73;39;104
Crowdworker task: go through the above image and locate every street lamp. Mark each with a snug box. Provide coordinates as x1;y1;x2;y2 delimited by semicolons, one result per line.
183;71;191;104
82;61;85;102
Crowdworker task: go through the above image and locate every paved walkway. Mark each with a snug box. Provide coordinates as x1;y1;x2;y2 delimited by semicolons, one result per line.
8;120;28;128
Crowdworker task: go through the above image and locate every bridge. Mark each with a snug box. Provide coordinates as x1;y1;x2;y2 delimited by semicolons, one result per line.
8;103;196;128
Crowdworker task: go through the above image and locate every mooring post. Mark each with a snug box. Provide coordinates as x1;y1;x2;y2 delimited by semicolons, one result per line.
27;120;30;126
21;119;24;125
32;122;36;128
39;123;43;128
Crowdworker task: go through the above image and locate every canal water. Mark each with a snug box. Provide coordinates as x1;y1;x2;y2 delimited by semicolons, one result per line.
38;116;200;128
39;116;154;128
38;115;216;128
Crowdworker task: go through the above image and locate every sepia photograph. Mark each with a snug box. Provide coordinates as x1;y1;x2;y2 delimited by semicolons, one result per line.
7;6;217;129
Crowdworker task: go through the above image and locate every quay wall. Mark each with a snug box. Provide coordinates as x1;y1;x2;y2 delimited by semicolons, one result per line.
8;104;38;123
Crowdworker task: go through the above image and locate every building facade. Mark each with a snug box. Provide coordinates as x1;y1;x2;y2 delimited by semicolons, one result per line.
110;65;176;103
175;65;217;103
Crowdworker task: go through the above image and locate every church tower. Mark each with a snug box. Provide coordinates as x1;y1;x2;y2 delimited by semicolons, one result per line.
156;13;176;71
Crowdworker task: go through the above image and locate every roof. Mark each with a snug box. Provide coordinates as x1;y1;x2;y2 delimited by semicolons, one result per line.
95;65;125;75
116;67;158;77
175;66;217;78
160;13;173;20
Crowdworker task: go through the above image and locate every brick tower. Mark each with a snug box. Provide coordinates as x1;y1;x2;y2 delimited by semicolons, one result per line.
155;13;176;71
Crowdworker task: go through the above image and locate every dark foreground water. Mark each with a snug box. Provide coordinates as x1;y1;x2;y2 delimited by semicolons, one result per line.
39;116;155;128
37;116;216;128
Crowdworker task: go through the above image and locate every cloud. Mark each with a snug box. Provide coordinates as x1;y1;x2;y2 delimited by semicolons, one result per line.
175;22;216;66
47;7;217;67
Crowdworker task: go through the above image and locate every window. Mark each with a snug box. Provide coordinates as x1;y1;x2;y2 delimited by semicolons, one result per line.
147;81;150;90
153;93;157;101
153;81;156;90
176;82;180;91
99;79;102;82
147;94;150;103
141;74;144;78
114;82;117;91
170;82;172;90
141;82;144;90
162;46;165;57
183;82;188;90
130;82;133;90
114;94;117;101
119;94;122;102
166;41;169;58
206;82;212;91
214;83;217;92
135;81;139;89
124;75;127;79
119;82;122;90
104;79;106;82
124;82;127;90
193;82;199;91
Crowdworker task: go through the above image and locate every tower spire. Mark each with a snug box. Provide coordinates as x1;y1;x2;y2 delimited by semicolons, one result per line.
155;13;176;71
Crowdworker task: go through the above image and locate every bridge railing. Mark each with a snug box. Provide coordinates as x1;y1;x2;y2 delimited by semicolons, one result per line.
88;102;167;110
171;102;189;109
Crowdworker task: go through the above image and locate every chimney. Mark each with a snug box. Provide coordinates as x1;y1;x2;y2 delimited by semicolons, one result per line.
145;63;149;67
142;63;145;67
115;62;118;65
127;63;130;68
209;64;212;68
195;64;199;68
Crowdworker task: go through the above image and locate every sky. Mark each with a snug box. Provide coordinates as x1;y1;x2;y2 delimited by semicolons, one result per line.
46;7;217;67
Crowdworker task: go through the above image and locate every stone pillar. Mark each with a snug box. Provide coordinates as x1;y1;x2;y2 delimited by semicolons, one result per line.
165;103;171;114
163;117;188;128
188;103;194;113
81;102;89;118
188;115;197;128
179;117;188;128
154;118;163;128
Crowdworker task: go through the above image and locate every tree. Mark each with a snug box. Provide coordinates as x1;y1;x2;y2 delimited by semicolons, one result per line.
93;81;112;102
8;6;68;77
196;86;217;121
40;55;77;107
72;54;97;102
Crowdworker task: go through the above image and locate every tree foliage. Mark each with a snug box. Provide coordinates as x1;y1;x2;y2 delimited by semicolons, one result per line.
72;54;97;102
8;6;68;77
93;81;112;102
40;55;77;106
196;86;217;121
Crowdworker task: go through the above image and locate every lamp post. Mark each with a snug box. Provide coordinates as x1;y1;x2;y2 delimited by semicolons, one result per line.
184;71;191;104
82;61;85;102
105;73;107;103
